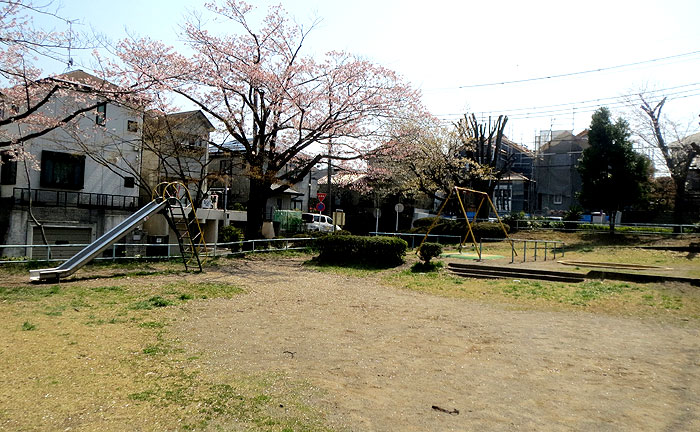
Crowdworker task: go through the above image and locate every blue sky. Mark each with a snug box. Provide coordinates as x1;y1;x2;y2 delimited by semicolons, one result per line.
39;0;700;150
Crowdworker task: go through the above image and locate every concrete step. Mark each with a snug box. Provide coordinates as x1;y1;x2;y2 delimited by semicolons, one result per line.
447;263;585;283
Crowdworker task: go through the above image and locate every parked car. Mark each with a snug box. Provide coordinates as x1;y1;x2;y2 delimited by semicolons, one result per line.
302;213;341;232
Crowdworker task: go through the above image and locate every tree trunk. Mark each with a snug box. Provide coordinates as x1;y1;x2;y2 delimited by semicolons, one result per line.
673;180;687;232
472;179;497;219
23;159;50;256
608;210;617;235
245;178;271;240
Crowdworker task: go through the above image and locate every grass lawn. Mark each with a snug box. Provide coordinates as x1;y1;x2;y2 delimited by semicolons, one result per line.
443;231;700;278
384;270;699;322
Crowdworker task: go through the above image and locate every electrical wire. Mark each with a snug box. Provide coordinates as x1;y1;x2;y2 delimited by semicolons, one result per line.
435;82;700;120
437;50;700;90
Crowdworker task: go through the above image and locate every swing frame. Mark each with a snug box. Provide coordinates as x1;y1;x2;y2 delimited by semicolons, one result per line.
416;186;516;260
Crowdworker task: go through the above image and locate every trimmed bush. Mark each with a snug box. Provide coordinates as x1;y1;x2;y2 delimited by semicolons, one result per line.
219;225;244;251
219;225;243;243
413;216;442;228
502;211;525;232
418;242;442;263
469;222;510;240
316;235;408;267
411;260;443;273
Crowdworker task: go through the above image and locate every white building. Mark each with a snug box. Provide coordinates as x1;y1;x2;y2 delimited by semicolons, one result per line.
0;70;143;258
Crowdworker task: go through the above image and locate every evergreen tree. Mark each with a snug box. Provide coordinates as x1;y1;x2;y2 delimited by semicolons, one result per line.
578;108;651;233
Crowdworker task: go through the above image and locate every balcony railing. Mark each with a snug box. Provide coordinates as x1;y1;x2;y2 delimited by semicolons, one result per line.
12;188;140;210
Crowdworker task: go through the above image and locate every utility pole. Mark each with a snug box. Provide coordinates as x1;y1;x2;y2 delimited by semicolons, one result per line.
327;140;334;231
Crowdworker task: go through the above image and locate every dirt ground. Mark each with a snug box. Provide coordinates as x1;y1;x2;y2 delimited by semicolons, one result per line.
176;257;700;431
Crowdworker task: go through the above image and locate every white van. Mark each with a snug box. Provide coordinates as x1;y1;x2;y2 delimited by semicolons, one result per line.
302;213;341;232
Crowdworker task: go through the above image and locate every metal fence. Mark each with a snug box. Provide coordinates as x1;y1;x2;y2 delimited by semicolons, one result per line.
508;219;698;234
480;237;565;263
0;237;314;265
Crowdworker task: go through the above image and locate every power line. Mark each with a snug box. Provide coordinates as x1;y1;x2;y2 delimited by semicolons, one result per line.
508;90;700;120
436;84;700;121
443;50;700;89
488;83;697;115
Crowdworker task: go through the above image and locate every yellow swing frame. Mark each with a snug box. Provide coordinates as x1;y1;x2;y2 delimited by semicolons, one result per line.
417;186;516;260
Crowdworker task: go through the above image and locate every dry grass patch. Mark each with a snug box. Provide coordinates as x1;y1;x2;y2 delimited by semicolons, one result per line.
0;272;332;431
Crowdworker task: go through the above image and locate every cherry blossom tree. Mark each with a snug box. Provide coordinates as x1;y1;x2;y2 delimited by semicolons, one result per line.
368;118;470;204
111;0;424;237
369;114;512;217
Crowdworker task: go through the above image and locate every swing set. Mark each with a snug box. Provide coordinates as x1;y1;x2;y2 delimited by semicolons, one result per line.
416;186;516;260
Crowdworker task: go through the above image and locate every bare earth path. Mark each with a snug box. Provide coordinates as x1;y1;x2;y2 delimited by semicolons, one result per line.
178;258;699;431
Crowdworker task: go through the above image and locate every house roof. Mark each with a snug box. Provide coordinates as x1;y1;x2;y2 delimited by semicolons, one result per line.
271;184;304;195
538;129;589;153
164;110;215;132
677;131;700;169
500;171;531;182
144;109;215;138
45;69;145;108
501;136;533;155
213;141;247;152
166;110;216;132
317;173;367;185
1;69;125;99
51;69;122;93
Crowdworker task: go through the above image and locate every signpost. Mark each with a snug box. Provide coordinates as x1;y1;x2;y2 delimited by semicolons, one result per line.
333;210;345;227
394;203;404;232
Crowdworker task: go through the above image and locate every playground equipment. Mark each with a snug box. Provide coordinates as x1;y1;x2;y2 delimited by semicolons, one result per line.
417;186;515;260
29;182;206;282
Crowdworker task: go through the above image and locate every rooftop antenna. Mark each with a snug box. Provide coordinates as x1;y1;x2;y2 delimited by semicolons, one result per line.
64;19;75;71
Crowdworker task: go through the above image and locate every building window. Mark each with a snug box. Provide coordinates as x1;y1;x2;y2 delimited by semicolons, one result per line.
219;159;231;174
553;194;563;205
185;138;200;149
40;150;85;190
0;151;17;185
124;176;135;188
127;120;138;132
96;103;107;126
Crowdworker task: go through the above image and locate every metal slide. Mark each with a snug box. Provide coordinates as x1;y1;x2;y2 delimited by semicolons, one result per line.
29;198;168;283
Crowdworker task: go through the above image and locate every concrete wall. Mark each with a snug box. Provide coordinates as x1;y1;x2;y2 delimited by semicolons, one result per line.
1;205;134;258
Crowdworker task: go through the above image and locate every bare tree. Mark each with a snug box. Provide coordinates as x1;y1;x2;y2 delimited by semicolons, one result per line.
637;95;700;225
455;114;513;216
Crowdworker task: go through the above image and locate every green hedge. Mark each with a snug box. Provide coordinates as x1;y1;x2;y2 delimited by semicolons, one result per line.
316;235;408;267
578;224;673;233
413;217;441;228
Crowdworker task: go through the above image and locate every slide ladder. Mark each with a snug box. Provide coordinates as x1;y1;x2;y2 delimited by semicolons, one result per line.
158;182;207;272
